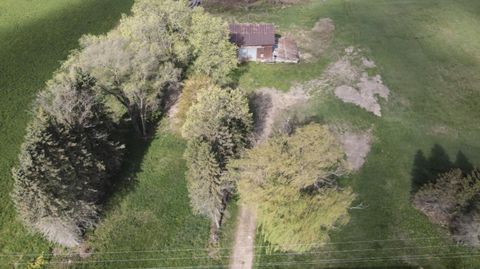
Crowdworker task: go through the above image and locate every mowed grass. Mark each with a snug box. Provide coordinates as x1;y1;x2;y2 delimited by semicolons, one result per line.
0;1;238;268
209;0;480;268
59;127;239;269
0;0;133;266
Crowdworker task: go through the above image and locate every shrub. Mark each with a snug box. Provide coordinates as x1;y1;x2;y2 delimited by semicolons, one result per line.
413;169;480;226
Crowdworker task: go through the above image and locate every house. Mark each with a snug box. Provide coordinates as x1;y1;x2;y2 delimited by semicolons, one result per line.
229;23;299;63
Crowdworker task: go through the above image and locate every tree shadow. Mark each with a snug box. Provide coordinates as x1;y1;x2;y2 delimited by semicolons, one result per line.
411;144;475;194
99;121;154;210
227;62;249;89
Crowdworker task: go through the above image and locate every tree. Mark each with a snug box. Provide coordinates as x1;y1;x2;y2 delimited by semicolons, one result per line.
413;169;480;227
189;7;238;84
12;68;123;247
174;75;214;131
229;124;355;252
182;86;252;165
76;0;237;137
77;23;182;137
182;86;252;242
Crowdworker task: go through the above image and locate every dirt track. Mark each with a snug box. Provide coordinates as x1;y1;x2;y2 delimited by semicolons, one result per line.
230;205;257;269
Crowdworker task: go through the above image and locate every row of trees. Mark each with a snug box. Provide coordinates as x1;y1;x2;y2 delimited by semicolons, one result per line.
12;0;238;247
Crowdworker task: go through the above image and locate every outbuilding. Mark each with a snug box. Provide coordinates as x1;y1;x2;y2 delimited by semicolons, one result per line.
229;23;275;62
229;23;299;63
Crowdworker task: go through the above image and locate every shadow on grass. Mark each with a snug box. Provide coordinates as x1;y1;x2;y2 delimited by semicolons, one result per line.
411;144;475;193
99;110;168;217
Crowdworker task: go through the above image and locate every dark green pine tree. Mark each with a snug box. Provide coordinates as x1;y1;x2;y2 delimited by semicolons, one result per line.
12;69;123;248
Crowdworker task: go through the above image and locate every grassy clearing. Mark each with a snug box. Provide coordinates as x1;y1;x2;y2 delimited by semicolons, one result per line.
0;0;133;266
50;124;237;269
211;0;480;268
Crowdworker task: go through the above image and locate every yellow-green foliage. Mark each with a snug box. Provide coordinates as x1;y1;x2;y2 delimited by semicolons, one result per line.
27;255;46;269
175;75;213;131
232;124;355;252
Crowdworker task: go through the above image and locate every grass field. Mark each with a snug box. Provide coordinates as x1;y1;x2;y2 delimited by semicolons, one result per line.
0;0;133;266
210;0;480;268
2;0;480;268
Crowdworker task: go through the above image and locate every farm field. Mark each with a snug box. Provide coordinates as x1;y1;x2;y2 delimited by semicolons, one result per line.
1;0;480;269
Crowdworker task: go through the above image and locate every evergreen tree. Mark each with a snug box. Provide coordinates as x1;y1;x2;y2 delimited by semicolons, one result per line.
174;75;213;131
12;69;123;247
182;85;252;242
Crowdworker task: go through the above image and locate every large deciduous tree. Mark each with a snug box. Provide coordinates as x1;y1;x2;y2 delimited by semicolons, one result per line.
77;0;237;137
189;8;238;84
229;124;355;252
12;68;123;247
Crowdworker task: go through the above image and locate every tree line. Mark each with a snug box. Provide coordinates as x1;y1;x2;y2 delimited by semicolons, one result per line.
12;0;237;247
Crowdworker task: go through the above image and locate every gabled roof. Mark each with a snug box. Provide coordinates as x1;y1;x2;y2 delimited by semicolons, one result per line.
229;23;275;47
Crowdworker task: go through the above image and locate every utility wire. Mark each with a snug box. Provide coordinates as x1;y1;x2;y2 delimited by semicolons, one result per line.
0;235;461;258
12;243;477;265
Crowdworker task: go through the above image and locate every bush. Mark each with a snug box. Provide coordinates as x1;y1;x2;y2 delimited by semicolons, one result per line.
413;169;480;226
175;75;214;131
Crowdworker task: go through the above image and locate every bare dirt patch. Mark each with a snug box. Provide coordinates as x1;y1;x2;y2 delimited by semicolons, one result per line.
250;87;309;143
336;129;372;171
230;206;257;269
325;47;390;116
285;18;335;62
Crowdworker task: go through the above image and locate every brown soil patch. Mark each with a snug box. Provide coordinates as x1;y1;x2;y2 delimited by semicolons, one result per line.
325;47;390;116
336;129;372;171
286;18;335;62
250;87;309;143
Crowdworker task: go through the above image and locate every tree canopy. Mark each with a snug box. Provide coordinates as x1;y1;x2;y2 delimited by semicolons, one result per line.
12;68;123;247
182;85;252;243
230;124;355;252
76;0;237;137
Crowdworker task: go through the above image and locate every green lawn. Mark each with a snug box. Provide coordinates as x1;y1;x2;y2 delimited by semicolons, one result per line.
46;125;238;269
211;0;480;268
2;0;480;268
0;0;133;266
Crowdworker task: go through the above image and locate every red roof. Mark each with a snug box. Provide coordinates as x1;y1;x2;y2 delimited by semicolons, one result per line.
229;23;275;47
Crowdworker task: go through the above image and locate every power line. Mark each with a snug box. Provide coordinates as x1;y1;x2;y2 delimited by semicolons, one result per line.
123;253;480;269
12;243;475;266
0;235;459;258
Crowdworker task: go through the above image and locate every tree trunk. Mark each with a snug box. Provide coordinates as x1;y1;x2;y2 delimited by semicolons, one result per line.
208;190;230;258
127;106;146;138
